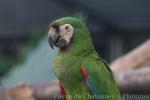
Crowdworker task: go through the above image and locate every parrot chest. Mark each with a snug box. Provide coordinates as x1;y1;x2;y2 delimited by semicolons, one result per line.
54;57;80;78
53;54;94;99
53;55;83;88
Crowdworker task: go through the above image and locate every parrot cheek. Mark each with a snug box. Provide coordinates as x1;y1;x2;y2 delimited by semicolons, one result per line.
54;38;66;48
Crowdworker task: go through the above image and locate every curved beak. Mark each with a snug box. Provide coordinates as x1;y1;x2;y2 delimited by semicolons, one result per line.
48;36;54;49
48;29;60;49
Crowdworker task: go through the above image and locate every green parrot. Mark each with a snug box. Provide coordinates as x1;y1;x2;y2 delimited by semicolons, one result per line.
48;17;121;100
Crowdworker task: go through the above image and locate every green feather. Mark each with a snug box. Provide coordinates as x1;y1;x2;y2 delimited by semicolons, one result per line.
52;17;121;100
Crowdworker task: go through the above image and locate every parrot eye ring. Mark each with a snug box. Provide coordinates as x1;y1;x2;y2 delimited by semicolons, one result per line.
64;24;73;31
65;25;69;30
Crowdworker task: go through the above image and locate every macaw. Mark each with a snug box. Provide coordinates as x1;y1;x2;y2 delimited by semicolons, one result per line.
48;17;121;100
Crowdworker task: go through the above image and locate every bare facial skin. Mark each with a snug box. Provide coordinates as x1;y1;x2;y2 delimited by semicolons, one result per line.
48;24;74;49
59;24;74;45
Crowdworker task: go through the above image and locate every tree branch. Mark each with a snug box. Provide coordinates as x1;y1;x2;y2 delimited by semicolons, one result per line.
114;67;150;94
110;39;150;72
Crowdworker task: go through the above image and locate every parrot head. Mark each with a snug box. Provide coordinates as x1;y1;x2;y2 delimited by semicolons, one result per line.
48;20;74;49
48;17;92;52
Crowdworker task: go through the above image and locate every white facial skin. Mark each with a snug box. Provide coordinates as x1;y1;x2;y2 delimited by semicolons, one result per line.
59;24;74;45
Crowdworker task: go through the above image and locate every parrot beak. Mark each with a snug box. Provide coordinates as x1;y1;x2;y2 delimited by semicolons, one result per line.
48;27;60;49
48;36;54;49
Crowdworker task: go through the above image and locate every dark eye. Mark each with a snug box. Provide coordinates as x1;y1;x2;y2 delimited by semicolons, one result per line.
65;25;69;30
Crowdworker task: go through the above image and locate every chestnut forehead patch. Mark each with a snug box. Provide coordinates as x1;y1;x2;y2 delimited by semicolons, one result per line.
48;23;60;32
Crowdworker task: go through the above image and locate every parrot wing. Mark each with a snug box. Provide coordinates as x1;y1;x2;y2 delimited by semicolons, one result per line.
81;67;104;96
81;58;121;100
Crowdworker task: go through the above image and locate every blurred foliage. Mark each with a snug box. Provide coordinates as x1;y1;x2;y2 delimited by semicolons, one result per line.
18;28;48;63
0;28;47;81
0;51;13;76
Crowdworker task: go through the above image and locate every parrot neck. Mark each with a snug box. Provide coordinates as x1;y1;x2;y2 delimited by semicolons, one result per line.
58;26;99;57
58;35;97;57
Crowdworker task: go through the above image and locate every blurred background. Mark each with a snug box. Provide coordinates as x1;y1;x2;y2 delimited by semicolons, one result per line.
0;0;150;99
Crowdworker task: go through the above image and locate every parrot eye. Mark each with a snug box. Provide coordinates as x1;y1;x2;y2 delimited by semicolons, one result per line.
65;25;69;30
64;24;72;32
